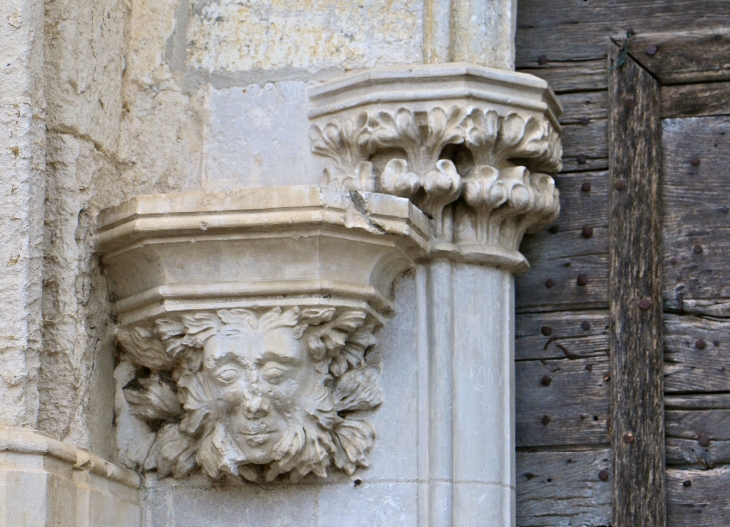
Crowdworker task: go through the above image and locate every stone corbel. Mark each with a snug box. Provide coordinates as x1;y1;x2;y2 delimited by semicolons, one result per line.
94;187;429;482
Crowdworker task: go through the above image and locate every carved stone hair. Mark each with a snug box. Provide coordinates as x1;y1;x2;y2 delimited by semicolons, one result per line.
119;306;382;482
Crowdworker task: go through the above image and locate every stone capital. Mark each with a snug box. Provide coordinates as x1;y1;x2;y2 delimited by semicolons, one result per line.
309;63;563;273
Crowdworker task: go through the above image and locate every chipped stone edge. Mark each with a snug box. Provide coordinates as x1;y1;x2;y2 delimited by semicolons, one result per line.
0;427;141;489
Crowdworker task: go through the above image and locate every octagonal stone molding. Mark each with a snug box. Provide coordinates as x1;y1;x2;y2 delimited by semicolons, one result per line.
309;63;563;262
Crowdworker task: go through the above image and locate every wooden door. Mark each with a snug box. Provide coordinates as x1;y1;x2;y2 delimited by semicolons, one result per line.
514;4;730;526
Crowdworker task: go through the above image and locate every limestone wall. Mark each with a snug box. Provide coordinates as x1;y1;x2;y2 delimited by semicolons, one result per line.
4;0;524;524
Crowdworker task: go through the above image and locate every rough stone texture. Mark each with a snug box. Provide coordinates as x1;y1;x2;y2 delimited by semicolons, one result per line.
117;0;204;195
186;0;424;73
40;133;125;459
0;102;44;428
450;0;517;69
43;0;125;153
41;0;129;453
0;0;46;427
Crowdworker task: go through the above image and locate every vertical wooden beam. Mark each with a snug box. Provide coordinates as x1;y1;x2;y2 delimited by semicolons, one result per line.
608;42;666;527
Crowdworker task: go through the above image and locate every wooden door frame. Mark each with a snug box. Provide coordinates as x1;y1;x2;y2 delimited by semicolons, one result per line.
608;29;730;527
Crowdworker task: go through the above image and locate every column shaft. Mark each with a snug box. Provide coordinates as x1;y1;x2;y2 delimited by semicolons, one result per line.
418;261;516;527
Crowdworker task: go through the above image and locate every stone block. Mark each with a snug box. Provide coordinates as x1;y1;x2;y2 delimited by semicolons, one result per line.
187;0;424;73
143;482;317;527
204;82;326;190
318;481;417;527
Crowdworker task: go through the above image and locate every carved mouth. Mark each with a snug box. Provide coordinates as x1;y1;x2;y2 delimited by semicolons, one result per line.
239;430;274;446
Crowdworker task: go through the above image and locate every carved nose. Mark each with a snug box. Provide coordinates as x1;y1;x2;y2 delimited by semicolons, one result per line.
241;387;270;419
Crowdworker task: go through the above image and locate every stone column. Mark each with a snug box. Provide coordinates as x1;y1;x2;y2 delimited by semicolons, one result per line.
308;64;562;527
418;262;516;525
424;0;518;70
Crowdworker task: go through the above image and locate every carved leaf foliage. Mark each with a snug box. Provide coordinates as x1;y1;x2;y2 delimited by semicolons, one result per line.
123;374;184;423
415;159;461;222
177;371;213;435
266;426;335;481
145;423;197;479
333;364;382;413
379;158;420;198
119;307;382;482
464;109;562;173
521;171;560;235
117;326;175;370
310;112;378;191
304;310;366;362
196;423;246;479
332;418;376;475
370;107;465;172
463;165;530;211
330;323;377;377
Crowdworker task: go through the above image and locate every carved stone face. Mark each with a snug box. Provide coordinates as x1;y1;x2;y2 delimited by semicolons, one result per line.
202;327;319;464
120;307;383;481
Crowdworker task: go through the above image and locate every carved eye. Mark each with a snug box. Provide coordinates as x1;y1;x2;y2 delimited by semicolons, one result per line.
214;368;240;384
261;363;290;384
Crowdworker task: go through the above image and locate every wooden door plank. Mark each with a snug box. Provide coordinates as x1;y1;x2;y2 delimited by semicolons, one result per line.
662;116;730;302
517;450;613;527
627;29;730;85
667;467;730;526
516;357;610;448
515;1;730;67
608;42;666;527
661;82;730;119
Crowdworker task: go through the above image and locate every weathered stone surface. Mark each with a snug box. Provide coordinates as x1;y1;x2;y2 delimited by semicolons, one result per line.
44;0;125;153
186;0;425;73
0;428;141;527
204;82;327;190
0;102;44;427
